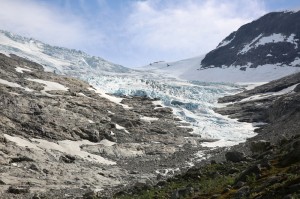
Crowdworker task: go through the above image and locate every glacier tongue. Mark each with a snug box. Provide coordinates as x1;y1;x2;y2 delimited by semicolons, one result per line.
88;73;257;147
0;29;257;147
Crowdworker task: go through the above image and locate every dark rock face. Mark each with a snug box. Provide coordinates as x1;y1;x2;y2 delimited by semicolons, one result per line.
225;151;246;162
201;11;300;69
7;186;30;194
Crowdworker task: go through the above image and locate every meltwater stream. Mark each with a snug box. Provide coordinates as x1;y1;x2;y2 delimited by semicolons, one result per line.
87;72;257;147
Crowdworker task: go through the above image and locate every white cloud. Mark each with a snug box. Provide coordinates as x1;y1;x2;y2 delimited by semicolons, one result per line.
0;0;105;51
0;0;267;67
122;0;266;65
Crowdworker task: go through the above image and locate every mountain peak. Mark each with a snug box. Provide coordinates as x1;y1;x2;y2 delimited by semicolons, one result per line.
201;11;300;69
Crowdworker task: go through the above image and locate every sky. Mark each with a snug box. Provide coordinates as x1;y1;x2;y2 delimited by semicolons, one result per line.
0;0;299;68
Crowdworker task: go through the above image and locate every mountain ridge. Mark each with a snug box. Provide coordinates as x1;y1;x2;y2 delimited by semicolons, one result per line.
0;29;131;78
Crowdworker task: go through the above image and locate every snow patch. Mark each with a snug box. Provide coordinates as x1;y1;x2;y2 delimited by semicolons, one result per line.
27;78;69;93
239;34;263;54
239;33;298;54
88;120;95;124
15;67;32;73
0;78;33;92
99;139;116;147
115;124;130;134
291;57;300;66
4;134;115;165
107;110;115;115
4;134;41;150
237;82;266;90
240;83;299;102
88;87;131;109
140;116;159;122
217;36;235;48
181;64;300;83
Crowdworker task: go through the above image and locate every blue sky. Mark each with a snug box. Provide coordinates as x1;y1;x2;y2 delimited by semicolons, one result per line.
0;0;299;67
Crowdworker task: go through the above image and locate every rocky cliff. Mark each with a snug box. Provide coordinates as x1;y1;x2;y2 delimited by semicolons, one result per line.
201;11;300;69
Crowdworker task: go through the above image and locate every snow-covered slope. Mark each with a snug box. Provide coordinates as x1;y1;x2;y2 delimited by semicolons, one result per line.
141;56;300;83
140;55;204;80
140;11;300;83
0;30;131;78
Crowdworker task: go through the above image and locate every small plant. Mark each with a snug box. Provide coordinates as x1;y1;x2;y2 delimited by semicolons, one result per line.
246;173;257;185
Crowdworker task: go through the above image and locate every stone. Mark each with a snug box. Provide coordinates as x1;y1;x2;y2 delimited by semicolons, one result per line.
250;140;271;154
288;183;300;193
7;186;30;194
229;167;240;174
225;151;246;162
59;155;76;163
234;181;245;189
234;186;250;198
222;187;231;193
156;181;167;187
211;194;221;199
283;194;294;199
132;182;151;192
129;170;139;175
82;191;97;199
42;169;49;174
294;84;300;92
32;194;41;199
235;164;261;183
171;187;194;199
10;156;34;163
280;140;300;166
210;160;217;164
29;164;39;171
0;179;6;185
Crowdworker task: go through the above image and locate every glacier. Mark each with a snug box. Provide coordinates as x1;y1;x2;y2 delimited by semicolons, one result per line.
87;73;257;147
0;30;258;147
